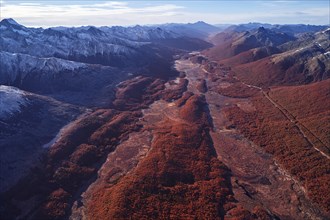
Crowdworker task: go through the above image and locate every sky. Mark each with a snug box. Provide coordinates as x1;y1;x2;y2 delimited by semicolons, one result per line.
1;0;329;27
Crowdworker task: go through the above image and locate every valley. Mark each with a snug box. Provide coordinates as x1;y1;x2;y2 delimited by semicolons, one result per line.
0;18;329;220
176;56;328;219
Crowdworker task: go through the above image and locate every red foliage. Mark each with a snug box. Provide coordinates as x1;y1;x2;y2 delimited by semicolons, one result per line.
196;79;207;93
113;76;164;110
161;78;188;101
224;93;330;214
37;188;71;220
86;94;234;220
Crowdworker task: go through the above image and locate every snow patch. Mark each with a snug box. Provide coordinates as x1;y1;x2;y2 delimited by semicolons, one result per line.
12;29;29;36
315;42;322;47
322;28;330;33
0;51;88;84
0;86;29;119
5;18;20;26
294;47;305;53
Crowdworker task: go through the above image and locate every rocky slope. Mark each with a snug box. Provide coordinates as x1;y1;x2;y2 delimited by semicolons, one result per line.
0;18;211;68
205;26;329;87
233;29;330;87
0;86;83;193
160;21;222;39
0;51;128;107
205;27;296;61
224;22;328;36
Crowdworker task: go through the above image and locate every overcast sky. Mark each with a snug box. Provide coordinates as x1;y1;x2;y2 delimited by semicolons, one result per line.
1;0;329;27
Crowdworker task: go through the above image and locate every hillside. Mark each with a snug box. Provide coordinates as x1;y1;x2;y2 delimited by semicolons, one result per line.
205;27;295;60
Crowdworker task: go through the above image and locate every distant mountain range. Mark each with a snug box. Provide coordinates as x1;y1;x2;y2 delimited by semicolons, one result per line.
205;24;329;86
222;22;329;36
0;18;212;68
0;18;213;106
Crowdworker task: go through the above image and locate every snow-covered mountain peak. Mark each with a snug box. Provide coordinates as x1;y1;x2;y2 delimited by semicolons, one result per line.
0;51;88;85
1;18;20;26
0;18;26;31
0;85;29;120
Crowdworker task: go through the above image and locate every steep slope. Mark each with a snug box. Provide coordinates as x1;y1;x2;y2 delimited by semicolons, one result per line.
0;51;128;107
160;21;221;39
224;22;328;35
0;19;212;107
233;30;330;87
220;79;330;215
0;19;141;67
205;27;295;60
205;26;329;87
99;25;180;41
220;46;281;66
0;86;83;193
0;85;29;120
0;51;87;85
272;24;330;36
224;22;275;32
269;79;330;148
0;19;211;68
279;27;330;51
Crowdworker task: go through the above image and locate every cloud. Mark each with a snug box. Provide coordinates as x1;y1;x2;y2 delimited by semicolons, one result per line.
273;0;298;3
18;3;42;6
2;1;185;27
1;1;328;27
92;1;129;8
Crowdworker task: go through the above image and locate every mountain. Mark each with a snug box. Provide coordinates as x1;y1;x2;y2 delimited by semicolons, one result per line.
185;21;221;33
233;28;330;86
0;51;87;85
99;25;180;41
0;86;83;193
0;19;143;67
0;18;212;105
160;21;221;39
0;18;211;200
0;51;131;107
272;24;330;36
205;27;295;60
224;22;275;32
193;25;330;218
219;46;281;66
205;25;329;87
0;18;211;68
224;22;329;36
214;24;231;29
0;85;29;120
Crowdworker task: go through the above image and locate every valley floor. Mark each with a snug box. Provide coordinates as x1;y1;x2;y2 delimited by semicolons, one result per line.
70;55;329;219
1;53;329;220
176;57;328;219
